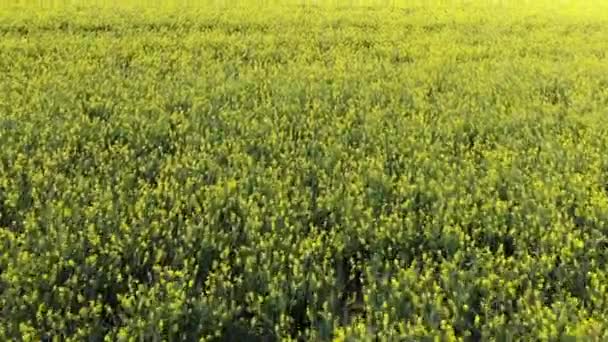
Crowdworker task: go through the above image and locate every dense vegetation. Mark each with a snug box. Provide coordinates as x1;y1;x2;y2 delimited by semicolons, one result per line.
1;1;608;340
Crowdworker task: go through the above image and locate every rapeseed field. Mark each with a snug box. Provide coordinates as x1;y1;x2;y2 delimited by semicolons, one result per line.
1;1;608;340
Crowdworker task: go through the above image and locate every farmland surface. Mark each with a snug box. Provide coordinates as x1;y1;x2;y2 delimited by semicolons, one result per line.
1;1;608;340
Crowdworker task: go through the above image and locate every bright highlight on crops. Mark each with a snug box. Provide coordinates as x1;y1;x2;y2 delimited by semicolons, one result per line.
1;1;608;340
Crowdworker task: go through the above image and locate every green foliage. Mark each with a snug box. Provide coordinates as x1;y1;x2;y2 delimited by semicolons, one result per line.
1;1;608;340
